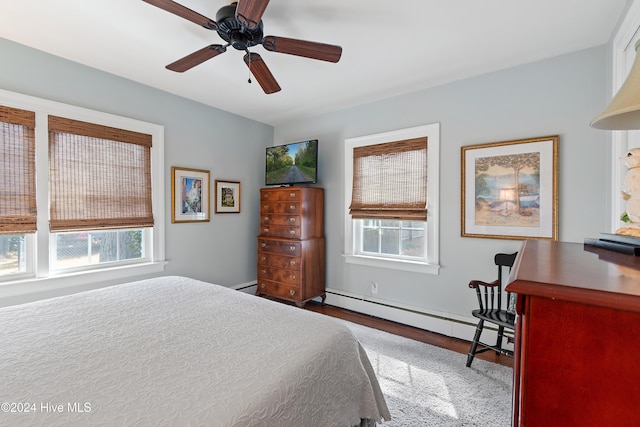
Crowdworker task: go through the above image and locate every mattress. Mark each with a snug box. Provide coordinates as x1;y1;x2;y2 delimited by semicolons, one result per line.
0;276;390;426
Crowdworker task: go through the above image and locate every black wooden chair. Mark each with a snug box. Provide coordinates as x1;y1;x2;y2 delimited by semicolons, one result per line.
466;252;518;367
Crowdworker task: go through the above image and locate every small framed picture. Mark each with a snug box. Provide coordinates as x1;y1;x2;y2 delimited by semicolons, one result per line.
215;180;241;214
461;135;558;240
171;167;210;223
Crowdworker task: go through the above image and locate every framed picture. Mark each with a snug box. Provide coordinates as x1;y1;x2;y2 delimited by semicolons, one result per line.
171;167;210;223
215;180;241;213
461;135;558;240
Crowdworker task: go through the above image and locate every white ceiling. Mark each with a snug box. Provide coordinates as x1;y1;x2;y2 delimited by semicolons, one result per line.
0;0;629;126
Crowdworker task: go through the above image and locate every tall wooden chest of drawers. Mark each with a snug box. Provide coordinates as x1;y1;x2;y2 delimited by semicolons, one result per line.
256;187;325;307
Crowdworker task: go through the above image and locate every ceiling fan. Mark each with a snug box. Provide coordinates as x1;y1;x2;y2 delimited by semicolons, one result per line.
142;0;343;94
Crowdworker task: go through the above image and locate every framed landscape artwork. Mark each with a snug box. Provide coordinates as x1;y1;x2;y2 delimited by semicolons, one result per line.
215;180;241;213
171;167;210;223
461;135;558;240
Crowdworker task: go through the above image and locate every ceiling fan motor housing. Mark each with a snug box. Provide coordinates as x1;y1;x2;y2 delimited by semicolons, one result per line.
216;2;263;51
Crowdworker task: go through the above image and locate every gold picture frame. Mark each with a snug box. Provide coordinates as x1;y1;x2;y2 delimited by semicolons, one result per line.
171;167;210;223
215;180;241;214
461;135;558;240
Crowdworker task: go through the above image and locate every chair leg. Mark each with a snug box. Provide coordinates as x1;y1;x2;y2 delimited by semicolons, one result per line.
496;326;505;355
466;319;484;367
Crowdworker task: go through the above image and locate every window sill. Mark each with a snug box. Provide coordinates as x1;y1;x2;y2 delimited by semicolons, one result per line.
0;261;167;304
343;254;439;274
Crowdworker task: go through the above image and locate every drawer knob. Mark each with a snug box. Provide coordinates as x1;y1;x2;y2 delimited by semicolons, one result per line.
289;230;296;235
260;269;266;274
289;205;295;210
289;217;295;223
264;228;269;233
263;205;269;210
290;275;296;280
261;256;266;261
261;283;266;289
289;290;296;296
290;192;296;198
289;246;296;252
264;216;270;221
290;260;296;266
261;242;267;248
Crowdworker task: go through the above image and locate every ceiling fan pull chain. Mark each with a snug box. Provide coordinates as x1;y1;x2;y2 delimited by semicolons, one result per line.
246;49;252;84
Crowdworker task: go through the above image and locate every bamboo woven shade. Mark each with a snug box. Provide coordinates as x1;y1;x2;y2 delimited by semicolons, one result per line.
48;116;154;232
0;105;37;234
349;137;428;220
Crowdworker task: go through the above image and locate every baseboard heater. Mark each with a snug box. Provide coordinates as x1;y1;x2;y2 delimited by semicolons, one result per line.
236;283;512;345
324;288;514;345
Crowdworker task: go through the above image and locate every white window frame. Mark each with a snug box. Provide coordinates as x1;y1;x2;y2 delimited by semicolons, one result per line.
609;2;640;232
344;123;440;274
355;219;426;260
0;88;166;299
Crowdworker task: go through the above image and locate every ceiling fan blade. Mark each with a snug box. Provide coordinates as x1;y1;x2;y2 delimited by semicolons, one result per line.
142;0;217;30
166;45;227;72
262;36;342;63
243;53;281;94
236;0;270;30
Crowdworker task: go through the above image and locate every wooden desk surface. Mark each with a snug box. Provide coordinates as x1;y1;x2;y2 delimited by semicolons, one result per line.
506;240;640;313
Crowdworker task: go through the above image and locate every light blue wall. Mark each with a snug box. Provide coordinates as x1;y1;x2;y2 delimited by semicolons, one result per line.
274;46;609;317
0;36;611;324
0;37;273;288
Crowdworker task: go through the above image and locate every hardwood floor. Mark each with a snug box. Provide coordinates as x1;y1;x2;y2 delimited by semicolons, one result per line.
304;301;513;368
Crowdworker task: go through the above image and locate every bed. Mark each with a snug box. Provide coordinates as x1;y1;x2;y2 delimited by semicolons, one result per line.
0;276;390;426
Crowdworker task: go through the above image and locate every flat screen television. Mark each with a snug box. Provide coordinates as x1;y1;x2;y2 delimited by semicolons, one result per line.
265;139;318;186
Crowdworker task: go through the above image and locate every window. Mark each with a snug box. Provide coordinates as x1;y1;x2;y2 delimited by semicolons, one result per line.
0;105;36;279
608;2;640;232
349;137;427;219
0;88;165;291
51;230;144;272
48;116;154;232
358;220;425;259
344;124;440;274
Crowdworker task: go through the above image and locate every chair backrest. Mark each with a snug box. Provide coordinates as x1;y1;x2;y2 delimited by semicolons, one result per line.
493;252;518;310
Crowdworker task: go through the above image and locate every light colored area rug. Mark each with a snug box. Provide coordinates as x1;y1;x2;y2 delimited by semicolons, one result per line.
343;321;513;426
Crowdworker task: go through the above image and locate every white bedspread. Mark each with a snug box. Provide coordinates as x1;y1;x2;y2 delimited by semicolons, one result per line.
0;276;390;426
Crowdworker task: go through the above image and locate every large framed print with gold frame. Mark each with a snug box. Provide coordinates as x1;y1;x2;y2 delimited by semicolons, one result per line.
171;166;210;223
461;135;558;240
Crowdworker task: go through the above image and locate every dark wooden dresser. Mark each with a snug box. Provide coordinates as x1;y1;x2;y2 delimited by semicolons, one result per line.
506;240;640;426
256;187;325;307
